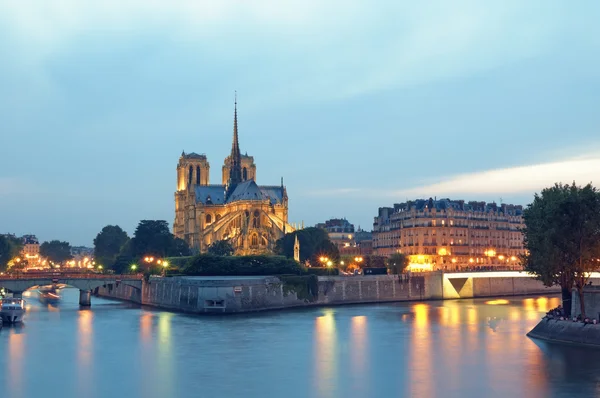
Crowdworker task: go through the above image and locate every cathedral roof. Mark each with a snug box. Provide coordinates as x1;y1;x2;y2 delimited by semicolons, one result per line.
184;152;207;159
194;181;285;205
194;185;226;205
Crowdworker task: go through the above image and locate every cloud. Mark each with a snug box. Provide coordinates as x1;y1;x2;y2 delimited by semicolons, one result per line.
0;1;578;102
308;151;600;199
0;177;32;196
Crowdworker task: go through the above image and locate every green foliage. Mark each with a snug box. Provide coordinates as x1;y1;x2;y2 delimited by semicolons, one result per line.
164;256;193;269
522;182;600;317
40;240;73;264
183;254;304;276
0;235;22;271
275;227;340;265
279;274;319;302
207;240;235;256
93;225;129;269
305;267;339;276
173;237;192;257
387;253;410;274
365;255;386;268
130;220;190;258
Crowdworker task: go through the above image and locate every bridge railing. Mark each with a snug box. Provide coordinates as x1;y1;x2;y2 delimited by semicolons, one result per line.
0;272;143;280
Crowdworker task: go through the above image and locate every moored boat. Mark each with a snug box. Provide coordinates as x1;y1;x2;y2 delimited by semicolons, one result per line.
0;298;26;324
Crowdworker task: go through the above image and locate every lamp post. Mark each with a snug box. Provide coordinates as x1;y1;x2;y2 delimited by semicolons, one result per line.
130;264;137;274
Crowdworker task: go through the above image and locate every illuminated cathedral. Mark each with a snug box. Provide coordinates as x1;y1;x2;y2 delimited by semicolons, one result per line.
173;98;295;254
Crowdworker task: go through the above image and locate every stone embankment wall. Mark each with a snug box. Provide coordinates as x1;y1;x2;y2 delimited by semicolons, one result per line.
527;318;600;346
95;272;561;314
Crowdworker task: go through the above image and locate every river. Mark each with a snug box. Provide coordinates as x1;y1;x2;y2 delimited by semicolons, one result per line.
0;289;598;398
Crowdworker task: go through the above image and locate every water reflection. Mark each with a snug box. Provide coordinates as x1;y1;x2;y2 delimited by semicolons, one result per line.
1;292;596;398
313;308;337;398
408;303;432;398
77;309;94;397
6;329;25;398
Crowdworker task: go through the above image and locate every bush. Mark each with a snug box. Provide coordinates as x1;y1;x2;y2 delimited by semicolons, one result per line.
182;254;304;276
305;267;339;276
164;256;193;270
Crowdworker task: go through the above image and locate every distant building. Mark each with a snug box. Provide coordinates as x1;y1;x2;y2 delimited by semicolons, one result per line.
21;235;40;261
71;246;94;263
372;198;525;270
316;219;373;256
316;218;355;249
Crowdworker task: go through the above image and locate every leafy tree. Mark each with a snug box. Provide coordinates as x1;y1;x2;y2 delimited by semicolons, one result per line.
131;220;175;258
40;240;73;264
93;225;129;269
207;240;235;256
173;237;192;257
113;239;135;274
275;227;340;266
522;182;600;317
387;253;410;274
0;235;22;272
365;255;386;268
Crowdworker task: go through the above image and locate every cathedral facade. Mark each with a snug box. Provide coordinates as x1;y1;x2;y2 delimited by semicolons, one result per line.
173;100;294;255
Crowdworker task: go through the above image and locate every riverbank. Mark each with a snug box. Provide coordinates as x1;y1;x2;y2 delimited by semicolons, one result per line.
527;318;600;347
94;272;563;314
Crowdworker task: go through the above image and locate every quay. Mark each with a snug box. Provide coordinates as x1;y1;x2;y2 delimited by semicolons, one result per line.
95;271;569;314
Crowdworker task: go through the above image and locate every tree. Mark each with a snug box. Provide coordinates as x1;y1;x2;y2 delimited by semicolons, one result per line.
275;227;340;266
522;182;600;317
173;237;192;257
387;253;410;275
93;225;130;269
40;240;73;264
0;235;22;272
207;240;235;256
130;220;175;258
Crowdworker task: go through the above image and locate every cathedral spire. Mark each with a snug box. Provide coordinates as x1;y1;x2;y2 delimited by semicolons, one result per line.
227;92;243;195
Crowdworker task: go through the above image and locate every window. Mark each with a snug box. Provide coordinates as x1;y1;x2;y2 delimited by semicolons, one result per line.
188;166;193;186
196;166;201;185
205;214;212;224
251;234;258;246
243;167;248;181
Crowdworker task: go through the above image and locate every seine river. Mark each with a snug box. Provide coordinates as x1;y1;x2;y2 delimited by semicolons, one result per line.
1;289;598;398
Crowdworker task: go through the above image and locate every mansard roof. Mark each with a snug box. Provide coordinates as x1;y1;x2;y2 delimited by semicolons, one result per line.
194;185;225;205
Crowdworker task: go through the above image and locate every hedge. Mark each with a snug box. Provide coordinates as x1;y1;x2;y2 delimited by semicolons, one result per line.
182;254;304;276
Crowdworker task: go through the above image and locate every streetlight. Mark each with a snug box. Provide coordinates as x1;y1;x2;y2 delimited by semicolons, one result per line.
326;260;333;267
131;264;137;273
162;260;169;276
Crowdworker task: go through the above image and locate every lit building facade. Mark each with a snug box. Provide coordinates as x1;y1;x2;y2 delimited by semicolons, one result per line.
316;219;373;256
372;198;524;270
21;235;40;261
173;99;294;255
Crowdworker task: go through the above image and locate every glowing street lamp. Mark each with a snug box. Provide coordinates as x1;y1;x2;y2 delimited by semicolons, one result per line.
326;260;333;267
130;264;137;272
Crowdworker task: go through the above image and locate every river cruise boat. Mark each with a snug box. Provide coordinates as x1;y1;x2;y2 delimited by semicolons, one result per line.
0;298;26;323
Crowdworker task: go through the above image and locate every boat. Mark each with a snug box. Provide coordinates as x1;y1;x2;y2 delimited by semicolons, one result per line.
0;298;26;324
38;287;61;305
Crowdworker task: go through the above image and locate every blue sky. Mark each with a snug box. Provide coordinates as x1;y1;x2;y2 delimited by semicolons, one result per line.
1;1;599;246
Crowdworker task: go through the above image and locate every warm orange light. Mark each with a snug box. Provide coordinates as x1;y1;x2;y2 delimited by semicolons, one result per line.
451;258;457;264
498;255;505;261
510;256;517;261
469;258;474;263
438;248;447;256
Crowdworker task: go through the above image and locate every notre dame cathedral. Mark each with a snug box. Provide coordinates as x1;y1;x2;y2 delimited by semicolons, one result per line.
173;99;295;254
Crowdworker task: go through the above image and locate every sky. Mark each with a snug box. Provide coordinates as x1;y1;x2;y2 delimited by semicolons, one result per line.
1;1;599;246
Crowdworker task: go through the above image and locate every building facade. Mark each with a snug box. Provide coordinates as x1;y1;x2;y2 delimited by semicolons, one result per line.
372;198;524;270
316;218;373;256
173;99;294;255
21;235;40;261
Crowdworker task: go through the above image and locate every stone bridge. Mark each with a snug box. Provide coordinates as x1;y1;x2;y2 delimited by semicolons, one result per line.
0;272;143;306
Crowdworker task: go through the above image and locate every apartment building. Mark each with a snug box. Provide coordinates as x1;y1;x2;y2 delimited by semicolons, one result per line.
372;198;524;270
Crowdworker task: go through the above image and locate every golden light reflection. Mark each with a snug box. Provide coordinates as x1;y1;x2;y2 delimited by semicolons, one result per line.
140;313;152;343
77;310;94;366
535;297;550;312
157;312;174;396
408;304;432;398
485;299;510;305
350;316;368;378
314;309;337;398
7;330;24;397
77;309;94;397
523;298;535;312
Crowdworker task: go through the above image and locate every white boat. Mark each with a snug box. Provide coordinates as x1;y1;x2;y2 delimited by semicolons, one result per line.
0;298;26;324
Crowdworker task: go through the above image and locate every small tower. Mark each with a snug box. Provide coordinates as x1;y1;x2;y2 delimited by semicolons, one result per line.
294;234;300;262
